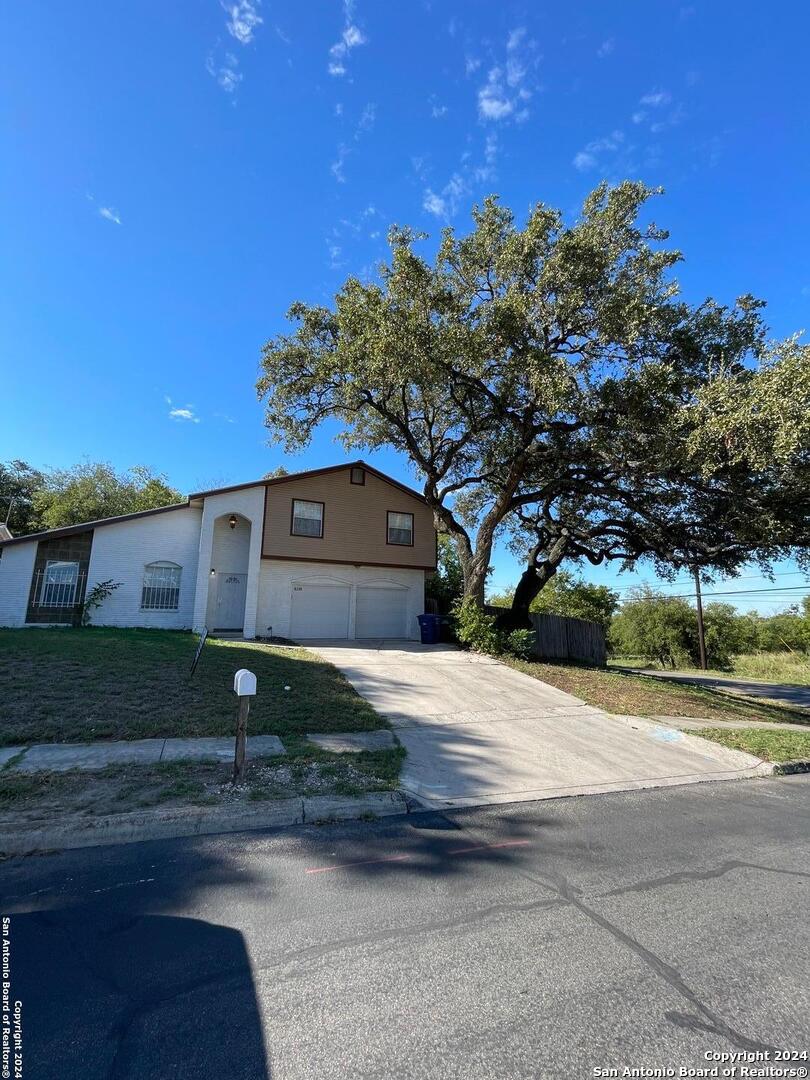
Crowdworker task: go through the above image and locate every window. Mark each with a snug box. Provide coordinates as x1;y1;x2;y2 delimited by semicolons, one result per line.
387;511;414;546
350;467;366;485
291;499;324;538
39;561;79;607
141;562;181;610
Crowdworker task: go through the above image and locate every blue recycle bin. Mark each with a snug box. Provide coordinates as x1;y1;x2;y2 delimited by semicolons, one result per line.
417;613;441;645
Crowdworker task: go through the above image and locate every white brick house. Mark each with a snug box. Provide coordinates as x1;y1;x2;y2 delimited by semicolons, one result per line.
0;462;437;640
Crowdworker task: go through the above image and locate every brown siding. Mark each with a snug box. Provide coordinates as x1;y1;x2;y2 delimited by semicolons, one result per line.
262;468;436;568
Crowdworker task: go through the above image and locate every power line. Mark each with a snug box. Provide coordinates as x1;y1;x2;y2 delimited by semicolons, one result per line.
617;585;810;604
612;570;809;594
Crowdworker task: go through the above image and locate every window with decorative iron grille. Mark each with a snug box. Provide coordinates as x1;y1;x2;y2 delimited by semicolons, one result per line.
141;562;181;610
37;561;80;607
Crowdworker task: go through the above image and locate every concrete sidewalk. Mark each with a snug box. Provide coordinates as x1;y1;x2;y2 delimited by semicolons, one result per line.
0;735;286;773
308;640;773;808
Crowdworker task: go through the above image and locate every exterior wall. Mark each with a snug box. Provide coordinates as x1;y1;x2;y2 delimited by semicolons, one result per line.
85;507;202;629
192;487;265;638
262;468;436;569
0;542;38;627
256;558;426;640
206;513;252;626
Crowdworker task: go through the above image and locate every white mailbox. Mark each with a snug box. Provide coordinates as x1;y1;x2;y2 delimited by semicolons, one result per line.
233;668;257;697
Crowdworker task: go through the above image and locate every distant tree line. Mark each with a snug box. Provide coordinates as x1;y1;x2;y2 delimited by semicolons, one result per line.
0;460;182;536
609;587;810;669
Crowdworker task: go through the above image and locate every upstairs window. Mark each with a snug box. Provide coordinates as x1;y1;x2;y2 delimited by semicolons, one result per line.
142;562;181;610
387;511;414;546
291;499;324;538
350;467;366;485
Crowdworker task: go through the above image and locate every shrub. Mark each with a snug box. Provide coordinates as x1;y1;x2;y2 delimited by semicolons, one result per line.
82;579;122;626
453;597;503;654
452;599;536;659
505;628;535;660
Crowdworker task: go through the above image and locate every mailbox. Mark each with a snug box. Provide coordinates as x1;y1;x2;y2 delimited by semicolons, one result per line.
233;668;257;696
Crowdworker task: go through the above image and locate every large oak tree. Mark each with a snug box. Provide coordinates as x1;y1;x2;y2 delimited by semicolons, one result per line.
257;182;809;624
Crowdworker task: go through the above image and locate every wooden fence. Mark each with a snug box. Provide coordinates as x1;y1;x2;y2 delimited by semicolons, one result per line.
528;612;607;666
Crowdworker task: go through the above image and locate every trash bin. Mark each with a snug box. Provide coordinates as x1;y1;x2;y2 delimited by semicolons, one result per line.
417;613;441;645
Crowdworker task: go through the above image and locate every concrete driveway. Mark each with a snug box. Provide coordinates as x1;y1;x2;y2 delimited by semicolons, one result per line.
308;640;771;808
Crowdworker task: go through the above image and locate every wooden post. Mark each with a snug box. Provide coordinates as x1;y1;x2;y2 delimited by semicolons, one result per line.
693;567;707;671
233;696;250;784
231;667;257;785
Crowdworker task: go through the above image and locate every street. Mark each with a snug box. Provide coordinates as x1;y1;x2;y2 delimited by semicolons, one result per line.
2;776;809;1079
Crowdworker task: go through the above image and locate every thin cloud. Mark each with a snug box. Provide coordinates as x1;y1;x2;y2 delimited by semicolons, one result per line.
206;52;242;93
166;396;201;423
597;38;615;58
477;28;536;123
328;0;367;77
572;130;624;171
639;89;672;107
99;206;122;225
222;0;262;45
330;102;375;183
331;144;349;183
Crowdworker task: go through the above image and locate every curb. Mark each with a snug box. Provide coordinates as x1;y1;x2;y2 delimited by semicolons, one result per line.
772;759;810;776
0;790;412;856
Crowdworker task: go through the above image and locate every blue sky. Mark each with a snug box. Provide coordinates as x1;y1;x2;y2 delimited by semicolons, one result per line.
2;1;808;611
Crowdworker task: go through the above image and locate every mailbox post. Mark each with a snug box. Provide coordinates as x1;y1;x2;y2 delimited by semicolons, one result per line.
232;668;257;784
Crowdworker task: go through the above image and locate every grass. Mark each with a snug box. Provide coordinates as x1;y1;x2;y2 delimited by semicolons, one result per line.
610;651;810;686
690;727;810;763
0;627;385;746
0;746;405;817
504;658;810;726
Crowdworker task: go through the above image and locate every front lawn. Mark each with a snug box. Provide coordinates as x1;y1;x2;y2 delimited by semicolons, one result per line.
0;627;385;745
690;727;810;763
504;658;810;726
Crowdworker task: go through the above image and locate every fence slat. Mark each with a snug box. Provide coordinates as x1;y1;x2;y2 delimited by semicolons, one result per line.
528;612;606;666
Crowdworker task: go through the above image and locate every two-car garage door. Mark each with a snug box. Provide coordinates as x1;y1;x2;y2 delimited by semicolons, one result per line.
289;582;408;639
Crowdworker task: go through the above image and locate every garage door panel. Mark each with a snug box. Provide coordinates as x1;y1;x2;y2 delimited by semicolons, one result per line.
356;586;408;638
290;584;350;639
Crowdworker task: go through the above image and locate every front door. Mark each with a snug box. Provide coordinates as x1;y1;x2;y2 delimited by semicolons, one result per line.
215;572;248;630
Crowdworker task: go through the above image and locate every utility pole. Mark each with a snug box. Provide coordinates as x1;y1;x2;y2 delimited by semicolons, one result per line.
693;566;707;671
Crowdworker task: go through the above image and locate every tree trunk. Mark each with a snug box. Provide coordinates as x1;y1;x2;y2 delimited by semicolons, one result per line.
462;556;488;607
495;537;569;631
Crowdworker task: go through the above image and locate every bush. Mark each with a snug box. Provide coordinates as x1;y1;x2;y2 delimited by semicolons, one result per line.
453;598;503;654
452;598;535;659
505;629;535;660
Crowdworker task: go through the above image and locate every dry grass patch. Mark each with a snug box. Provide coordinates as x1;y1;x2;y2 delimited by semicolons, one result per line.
0;746;404;822
504;659;810;726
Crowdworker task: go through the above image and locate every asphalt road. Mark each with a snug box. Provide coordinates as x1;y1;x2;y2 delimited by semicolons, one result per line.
2;777;809;1079
630;667;810;708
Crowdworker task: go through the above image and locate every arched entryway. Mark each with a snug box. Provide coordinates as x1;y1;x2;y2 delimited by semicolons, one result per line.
207;512;251;631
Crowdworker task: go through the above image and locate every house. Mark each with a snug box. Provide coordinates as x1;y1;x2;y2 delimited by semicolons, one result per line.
0;461;437;640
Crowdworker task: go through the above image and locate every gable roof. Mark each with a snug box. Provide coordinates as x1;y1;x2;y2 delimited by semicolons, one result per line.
187;460;427;503
0;502;192;548
0;460;427;548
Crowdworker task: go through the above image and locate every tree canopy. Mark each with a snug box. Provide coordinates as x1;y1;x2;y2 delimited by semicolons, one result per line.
489;570;619;631
0;461;182;534
257;182;809;624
